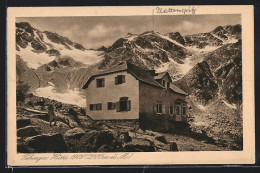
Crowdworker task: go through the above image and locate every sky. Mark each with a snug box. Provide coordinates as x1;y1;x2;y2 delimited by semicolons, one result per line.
17;14;240;49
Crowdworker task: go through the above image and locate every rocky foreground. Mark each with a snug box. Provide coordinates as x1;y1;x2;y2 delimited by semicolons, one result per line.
17;95;180;153
17;95;240;153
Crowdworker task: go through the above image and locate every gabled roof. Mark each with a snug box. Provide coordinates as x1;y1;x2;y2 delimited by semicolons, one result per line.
154;72;167;79
93;61;128;76
82;61;188;96
126;62;163;88
82;61;163;89
154;72;173;82
170;85;188;96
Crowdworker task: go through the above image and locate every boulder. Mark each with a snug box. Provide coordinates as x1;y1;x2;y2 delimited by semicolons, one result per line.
111;139;123;150
17;137;33;153
68;108;78;116
78;130;116;152
17;143;31;153
17;126;38;138
119;131;132;143
17;143;36;153
129;132;154;142
64;128;86;140
124;138;155;152
80;108;86;116
155;135;168;144
169;142;178;151
97;144;115;152
145;130;161;136
153;140;170;151
26;133;68;153
17;118;31;129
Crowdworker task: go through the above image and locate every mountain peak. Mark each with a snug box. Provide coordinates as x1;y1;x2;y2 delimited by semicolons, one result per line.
126;32;134;36
169;32;181;36
212;26;224;33
16;22;33;30
140;30;156;36
168;32;185;45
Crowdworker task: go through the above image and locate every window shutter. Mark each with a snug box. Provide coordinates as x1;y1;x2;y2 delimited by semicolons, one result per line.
93;104;96;110
153;103;157;113
112;102;116;109
127;100;131;111
115;76;118;85
102;79;105;87
162;105;166;114
116;102;120;112
122;75;125;83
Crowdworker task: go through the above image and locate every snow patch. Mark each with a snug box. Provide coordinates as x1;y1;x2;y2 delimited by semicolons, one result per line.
60;48;104;66
17;33;104;68
42;33;68;50
155;57;194;78
193;121;207;126
197;104;206;110
211;33;226;43
211;33;238;44
34;86;86;107
47;82;55;86
223;100;236;109
17;45;56;69
225;37;238;44
155;62;170;73
43;33;104;65
178;57;193;75
156;33;185;48
125;34;138;41
187;45;221;53
135;45;152;53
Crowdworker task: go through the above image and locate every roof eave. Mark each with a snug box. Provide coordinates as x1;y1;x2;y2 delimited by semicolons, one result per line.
169;88;189;96
127;69;163;89
154;72;173;82
82;69;128;89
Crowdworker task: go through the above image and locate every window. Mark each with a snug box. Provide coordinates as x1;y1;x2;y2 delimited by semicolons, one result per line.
96;78;105;88
167;82;170;89
90;104;94;111
89;103;102;111
182;106;187;116
157;104;162;113
115;75;125;85
154;103;165;114
162;80;165;87
116;97;131;112
176;105;180;115
169;105;174;114
107;102;115;110
120;101;128;111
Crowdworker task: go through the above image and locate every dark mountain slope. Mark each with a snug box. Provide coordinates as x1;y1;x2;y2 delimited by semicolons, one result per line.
98;31;193;70
175;40;242;106
16;55;40;91
16;22;86;52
